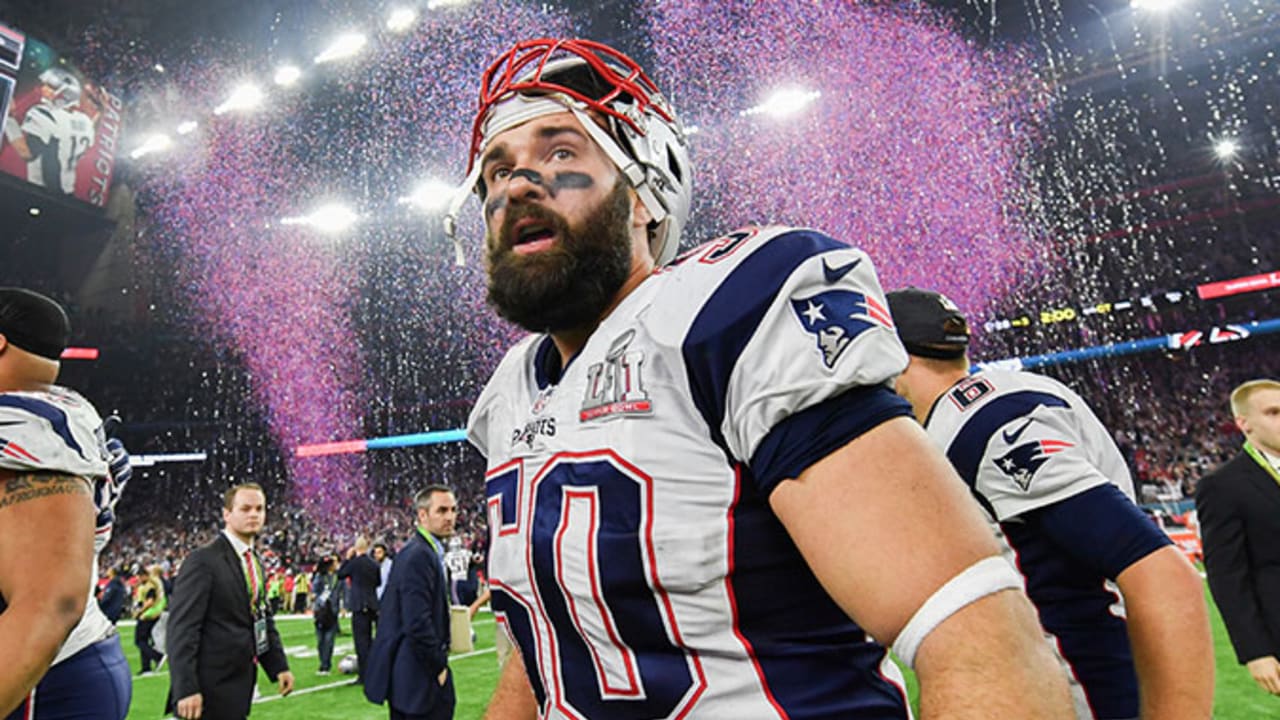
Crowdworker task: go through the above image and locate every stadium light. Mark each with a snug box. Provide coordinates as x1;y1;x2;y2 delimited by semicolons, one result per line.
214;83;264;115
281;203;360;234
176;120;198;135
399;179;455;212
129;133;173;159
315;32;368;64
274;64;302;86
740;88;822;119
387;7;418;32
1131;0;1180;11
1212;137;1240;161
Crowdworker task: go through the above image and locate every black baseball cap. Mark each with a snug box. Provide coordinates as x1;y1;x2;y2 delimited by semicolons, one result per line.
0;287;70;361
885;287;970;360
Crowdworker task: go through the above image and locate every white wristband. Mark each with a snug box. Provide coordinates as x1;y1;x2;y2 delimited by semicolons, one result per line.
891;556;1023;668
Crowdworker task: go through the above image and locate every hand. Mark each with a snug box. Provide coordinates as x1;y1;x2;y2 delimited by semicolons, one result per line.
176;693;203;719
1247;656;1280;695
438;668;449;686
105;438;133;491
277;671;295;696
346;546;357;559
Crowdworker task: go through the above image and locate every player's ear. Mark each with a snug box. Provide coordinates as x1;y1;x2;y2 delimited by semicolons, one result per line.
630;187;653;229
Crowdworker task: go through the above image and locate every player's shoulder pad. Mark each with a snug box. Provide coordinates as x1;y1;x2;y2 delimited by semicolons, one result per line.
22;103;58;131
467;334;544;458
661;224;845;284
0;385;109;479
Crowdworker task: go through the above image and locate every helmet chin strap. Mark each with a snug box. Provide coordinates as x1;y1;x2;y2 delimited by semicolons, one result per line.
443;94;669;267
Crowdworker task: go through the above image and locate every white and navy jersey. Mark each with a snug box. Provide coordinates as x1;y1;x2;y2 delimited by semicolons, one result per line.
21;102;95;194
469;226;915;719
0;386;117;664
923;369;1171;720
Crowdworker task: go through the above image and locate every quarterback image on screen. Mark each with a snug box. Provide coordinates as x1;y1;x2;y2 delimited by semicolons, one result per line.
3;67;97;195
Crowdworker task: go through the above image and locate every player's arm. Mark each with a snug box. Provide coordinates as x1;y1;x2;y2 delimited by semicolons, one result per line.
1117;546;1214;718
469;586;491;619
769;417;1075;719
0;468;94;717
1017;478;1213;718
483;645;538;720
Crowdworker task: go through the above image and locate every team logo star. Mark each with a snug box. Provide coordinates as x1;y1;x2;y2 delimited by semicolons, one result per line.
801;300;826;324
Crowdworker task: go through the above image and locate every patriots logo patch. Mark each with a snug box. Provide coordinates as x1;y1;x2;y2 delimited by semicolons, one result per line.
791;290;894;368
994;439;1073;491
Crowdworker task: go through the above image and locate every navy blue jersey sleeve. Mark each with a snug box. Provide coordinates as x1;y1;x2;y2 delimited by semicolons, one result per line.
750;385;912;495
1022;483;1172;579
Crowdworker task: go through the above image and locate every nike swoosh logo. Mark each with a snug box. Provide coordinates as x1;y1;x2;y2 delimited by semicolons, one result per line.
823;257;863;284
0;420;23;427
1002;418;1034;445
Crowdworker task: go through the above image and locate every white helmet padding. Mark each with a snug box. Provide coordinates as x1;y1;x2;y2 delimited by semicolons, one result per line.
444;38;692;268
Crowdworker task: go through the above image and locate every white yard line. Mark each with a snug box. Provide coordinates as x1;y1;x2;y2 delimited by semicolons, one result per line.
254;647;497;704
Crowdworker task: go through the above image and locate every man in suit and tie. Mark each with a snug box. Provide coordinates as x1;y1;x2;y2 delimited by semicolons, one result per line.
166;483;295;719
365;485;457;720
338;535;382;683
1198;378;1280;696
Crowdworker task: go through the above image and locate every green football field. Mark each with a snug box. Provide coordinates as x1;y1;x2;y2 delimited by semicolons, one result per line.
110;588;1279;719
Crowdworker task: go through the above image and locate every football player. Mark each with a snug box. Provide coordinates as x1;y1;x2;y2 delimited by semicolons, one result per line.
3;68;97;195
0;288;131;719
456;39;1074;718
886;287;1213;720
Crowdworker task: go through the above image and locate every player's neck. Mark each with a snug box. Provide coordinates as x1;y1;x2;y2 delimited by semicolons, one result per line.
921;370;970;421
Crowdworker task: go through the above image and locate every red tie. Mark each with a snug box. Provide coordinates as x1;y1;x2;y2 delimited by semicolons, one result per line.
244;549;258;604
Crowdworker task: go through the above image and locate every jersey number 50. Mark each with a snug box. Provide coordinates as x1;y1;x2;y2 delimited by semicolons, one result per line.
485;451;707;719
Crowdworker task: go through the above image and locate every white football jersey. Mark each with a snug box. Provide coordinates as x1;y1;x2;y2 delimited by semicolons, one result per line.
922;369;1134;522
0;386;116;663
922;368;1155;719
21;101;95;194
469;226;915;719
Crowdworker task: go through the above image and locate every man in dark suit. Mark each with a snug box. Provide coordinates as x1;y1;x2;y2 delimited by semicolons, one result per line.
365;485;457;720
1197;378;1280;696
97;566;129;624
337;535;382;683
166;483;295;719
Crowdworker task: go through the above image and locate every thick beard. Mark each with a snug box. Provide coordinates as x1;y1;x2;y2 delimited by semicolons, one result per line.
485;180;635;333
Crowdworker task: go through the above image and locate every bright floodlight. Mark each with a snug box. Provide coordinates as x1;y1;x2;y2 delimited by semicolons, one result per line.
399;180;455;212
214;83;264;115
176;120;198;135
387;7;418;31
741;88;822;119
129;133;173;159
274;64;302;86
1213;137;1240;160
281;203;359;234
1131;0;1179;11
315;32;368;64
